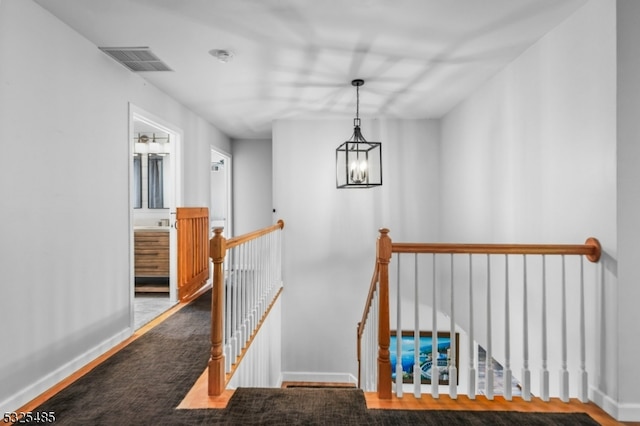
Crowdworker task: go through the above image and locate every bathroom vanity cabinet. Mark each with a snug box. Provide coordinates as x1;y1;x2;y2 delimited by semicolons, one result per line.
134;229;169;278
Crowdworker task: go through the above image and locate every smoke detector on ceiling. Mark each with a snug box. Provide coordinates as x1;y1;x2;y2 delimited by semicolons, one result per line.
209;49;234;63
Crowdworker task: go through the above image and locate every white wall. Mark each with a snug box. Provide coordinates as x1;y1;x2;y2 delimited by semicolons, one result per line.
232;139;273;235
0;0;229;411
182;119;230;207
441;0;622;415
615;0;640;419
273;118;439;380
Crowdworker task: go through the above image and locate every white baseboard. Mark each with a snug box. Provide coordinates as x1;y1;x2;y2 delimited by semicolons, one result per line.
617;402;640;422
591;386;640;422
0;327;132;413
281;371;358;385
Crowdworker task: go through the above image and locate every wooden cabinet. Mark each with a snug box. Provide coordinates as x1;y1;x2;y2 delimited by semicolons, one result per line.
134;231;169;277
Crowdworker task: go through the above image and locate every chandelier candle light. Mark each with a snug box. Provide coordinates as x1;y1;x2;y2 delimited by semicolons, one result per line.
336;79;382;188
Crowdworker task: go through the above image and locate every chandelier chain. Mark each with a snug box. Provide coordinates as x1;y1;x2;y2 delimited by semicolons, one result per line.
356;84;360;121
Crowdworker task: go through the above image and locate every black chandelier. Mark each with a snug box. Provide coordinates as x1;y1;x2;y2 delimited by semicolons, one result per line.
336;79;382;188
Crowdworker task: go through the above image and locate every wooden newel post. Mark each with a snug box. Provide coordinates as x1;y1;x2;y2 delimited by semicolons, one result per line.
377;228;393;399
208;228;226;396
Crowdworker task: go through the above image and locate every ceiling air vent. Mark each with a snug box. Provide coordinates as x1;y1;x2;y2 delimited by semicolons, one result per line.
98;47;173;72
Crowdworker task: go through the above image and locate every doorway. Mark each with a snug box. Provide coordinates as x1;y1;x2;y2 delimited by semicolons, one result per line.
129;104;182;330
211;148;232;237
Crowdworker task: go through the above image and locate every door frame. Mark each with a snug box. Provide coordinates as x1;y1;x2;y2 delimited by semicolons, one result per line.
128;104;183;326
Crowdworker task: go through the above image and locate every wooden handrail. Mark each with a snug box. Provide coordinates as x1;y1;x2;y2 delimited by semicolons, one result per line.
391;237;601;262
226;219;285;250
357;264;380;339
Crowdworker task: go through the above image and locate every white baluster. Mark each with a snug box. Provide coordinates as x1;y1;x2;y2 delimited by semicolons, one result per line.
254;237;258;328
521;255;531;401
277;229;282;286
396;254;403;398
256;237;262;328
370;303;376;391
468;254;476;399
362;323;367;390
224;248;232;371
258;319;264;386
268;235;272;295
234;245;242;360
431;254;439;398
540;255;549;401
235;244;241;349
227;248;235;369
256;237;261;322
270;232;276;295
373;288;379;391
560;255;569;402
250;239;256;334
264;235;269;299
247;239;253;335
241;243;248;348
264;235;268;300
252;238;262;326
262;235;268;314
258;236;262;325
370;320;375;392
260;236;265;318
223;252;229;346
413;253;421;397
579;256;588;402
366;298;371;391
244;239;250;341
504;255;512;401
449;254;457;399
274;230;279;287
362;322;368;390
226;248;232;353
486;255;494;400
271;233;275;292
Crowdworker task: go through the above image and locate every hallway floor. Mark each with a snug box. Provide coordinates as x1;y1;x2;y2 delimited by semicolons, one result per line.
17;290;625;425
134;293;173;330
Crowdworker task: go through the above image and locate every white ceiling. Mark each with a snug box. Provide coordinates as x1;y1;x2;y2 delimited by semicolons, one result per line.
34;0;586;140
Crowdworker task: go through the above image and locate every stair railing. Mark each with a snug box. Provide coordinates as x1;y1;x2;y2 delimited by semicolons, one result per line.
358;228;602;402
208;220;284;396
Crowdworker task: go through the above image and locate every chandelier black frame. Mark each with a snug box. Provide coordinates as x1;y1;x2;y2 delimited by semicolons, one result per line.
336;79;382;189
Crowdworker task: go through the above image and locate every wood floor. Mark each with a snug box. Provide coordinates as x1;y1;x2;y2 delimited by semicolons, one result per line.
15;293;633;426
365;392;629;426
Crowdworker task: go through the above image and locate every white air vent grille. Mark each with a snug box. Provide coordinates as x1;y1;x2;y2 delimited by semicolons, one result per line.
98;47;173;72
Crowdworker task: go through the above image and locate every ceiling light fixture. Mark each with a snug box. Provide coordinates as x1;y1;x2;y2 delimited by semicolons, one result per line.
209;49;234;63
134;133;170;155
336;79;382;189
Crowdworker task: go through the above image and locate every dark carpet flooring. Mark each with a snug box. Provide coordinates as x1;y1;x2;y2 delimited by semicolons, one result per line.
26;290;600;425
